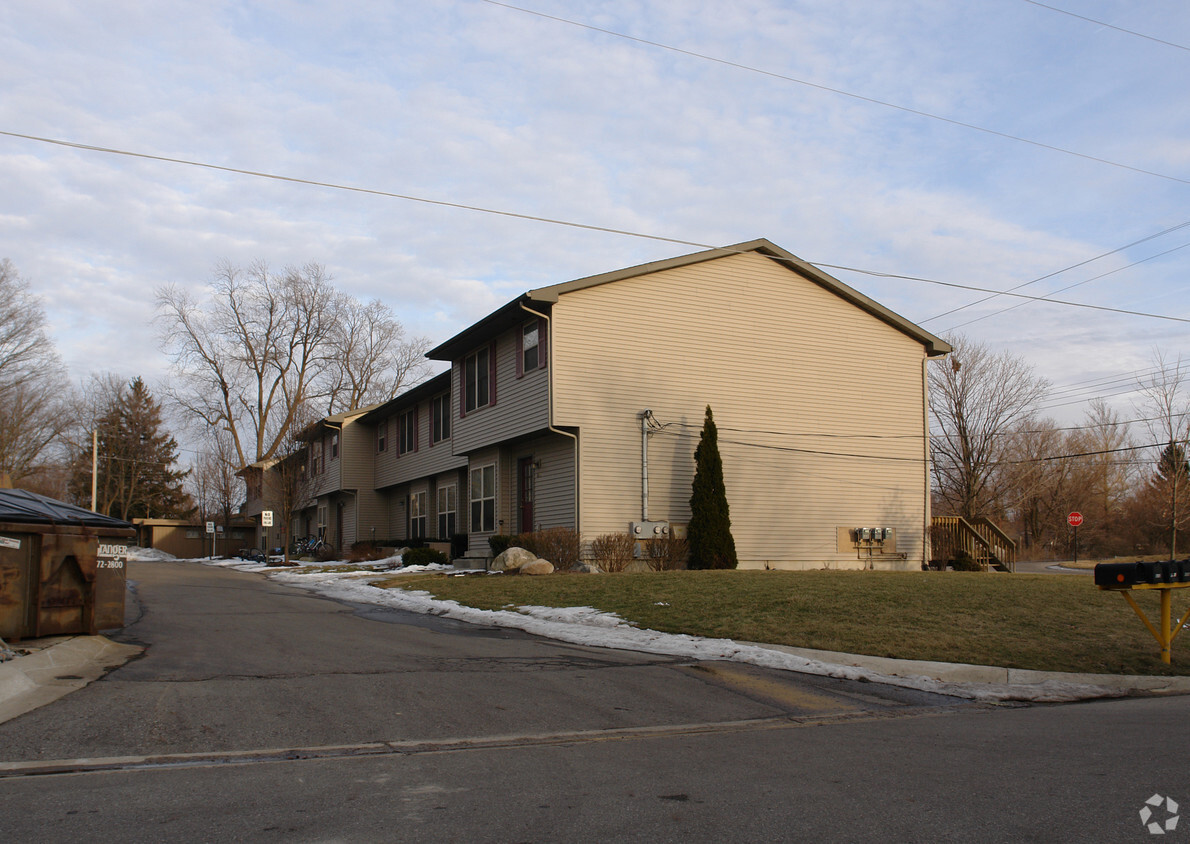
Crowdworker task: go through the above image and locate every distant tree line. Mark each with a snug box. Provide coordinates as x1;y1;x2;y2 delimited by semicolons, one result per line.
0;257;429;527
930;336;1190;560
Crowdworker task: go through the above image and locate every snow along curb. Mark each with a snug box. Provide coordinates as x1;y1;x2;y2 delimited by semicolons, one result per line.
249;565;1179;704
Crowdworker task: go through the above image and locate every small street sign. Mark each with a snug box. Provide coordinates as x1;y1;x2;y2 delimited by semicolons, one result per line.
1067;512;1084;527
205;521;215;534
261;510;274;528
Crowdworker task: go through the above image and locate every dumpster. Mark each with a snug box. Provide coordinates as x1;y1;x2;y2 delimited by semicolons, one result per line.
0;489;134;641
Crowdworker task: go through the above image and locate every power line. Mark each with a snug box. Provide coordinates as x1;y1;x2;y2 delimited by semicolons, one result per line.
945;239;1190;332
0;130;717;252
816;261;1190;324
481;0;1190;186
921;220;1190;324
1019;0;1190;53
6;129;1189;328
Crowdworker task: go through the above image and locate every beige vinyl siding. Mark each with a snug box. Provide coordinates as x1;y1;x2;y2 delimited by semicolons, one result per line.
451;326;550;455
341;418;375;491
551;251;928;570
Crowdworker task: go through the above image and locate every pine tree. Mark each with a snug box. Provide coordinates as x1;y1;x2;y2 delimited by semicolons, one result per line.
1151;441;1190;559
687;405;738;569
69;377;193;519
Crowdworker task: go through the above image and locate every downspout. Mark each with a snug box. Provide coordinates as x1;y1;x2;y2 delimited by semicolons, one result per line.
640;409;653;522
519;300;580;534
922;355;932;571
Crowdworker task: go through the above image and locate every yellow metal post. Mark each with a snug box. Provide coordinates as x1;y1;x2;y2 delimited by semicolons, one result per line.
1162;588;1172;664
1119;586;1190;665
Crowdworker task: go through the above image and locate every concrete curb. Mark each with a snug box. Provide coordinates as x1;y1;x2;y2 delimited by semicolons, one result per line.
0;636;144;725
742;642;1190;698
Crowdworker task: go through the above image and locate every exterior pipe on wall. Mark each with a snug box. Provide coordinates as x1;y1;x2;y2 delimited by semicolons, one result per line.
640;409;652;522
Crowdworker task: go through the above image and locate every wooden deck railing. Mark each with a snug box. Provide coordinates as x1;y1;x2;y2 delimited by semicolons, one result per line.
930;516;1017;572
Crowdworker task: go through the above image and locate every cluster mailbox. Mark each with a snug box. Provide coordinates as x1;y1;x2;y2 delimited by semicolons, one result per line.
1094;560;1190;588
1094;559;1190;665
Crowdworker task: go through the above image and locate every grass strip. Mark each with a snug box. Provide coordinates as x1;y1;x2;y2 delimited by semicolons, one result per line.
376;569;1190;677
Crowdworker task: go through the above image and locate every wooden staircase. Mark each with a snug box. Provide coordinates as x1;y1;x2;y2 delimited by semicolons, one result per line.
930;516;1017;572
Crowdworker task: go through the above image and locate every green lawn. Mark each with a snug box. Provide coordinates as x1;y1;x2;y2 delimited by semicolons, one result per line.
376;569;1190;677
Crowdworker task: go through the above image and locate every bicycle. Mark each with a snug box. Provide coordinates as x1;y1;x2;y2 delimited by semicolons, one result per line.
293;535;334;558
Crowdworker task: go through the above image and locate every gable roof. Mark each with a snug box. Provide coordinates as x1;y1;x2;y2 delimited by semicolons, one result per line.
427;239;950;360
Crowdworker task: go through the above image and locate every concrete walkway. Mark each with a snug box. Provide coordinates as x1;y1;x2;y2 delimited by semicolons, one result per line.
0;635;143;725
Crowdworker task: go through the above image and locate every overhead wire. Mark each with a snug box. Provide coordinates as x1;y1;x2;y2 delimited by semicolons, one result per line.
480;0;1190;186
5;129;1190;329
921;220;1190;325
1018;0;1190;53
945;239;1190;332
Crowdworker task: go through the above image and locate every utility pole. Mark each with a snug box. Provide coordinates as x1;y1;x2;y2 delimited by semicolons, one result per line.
91;429;98;512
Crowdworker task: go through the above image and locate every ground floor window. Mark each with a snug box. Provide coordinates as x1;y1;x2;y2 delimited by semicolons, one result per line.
438;484;457;539
410;490;427;539
470;465;496;533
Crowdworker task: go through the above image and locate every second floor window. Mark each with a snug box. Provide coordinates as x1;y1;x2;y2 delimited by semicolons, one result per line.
398;408;417;455
330;432;339;460
431;393;450;443
521;321;539;372
377;419;387;453
465;346;491;413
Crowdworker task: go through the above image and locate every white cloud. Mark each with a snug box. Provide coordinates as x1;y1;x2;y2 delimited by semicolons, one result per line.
1;0;1188;430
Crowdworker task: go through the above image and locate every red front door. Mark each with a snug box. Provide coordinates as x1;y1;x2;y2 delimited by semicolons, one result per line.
518;457;534;534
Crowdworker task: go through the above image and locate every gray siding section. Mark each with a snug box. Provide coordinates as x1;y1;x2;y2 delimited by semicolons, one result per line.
373;395;467;491
451;324;550;455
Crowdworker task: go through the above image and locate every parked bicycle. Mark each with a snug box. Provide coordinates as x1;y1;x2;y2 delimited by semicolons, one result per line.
292;535;333;558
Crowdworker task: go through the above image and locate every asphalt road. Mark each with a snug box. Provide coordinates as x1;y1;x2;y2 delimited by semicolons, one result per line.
0;560;1186;842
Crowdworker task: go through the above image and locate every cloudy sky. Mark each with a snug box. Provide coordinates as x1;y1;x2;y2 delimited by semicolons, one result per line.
3;0;1189;434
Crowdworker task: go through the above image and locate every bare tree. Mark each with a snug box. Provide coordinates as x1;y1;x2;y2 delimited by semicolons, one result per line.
929;335;1050;520
324;298;432;412
0;259;72;484
1134;350;1190;558
158;261;430;471
1001;416;1069;553
190;429;242;544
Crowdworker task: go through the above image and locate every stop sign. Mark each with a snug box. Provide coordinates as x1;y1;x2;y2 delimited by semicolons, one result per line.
1068;512;1084;527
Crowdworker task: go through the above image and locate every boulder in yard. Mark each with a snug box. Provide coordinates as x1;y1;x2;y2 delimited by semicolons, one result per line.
492;547;538;572
569;562;603;574
519;559;555;575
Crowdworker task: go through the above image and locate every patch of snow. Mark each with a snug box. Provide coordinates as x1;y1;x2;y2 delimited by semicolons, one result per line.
175;556;1129;704
127;547;177;561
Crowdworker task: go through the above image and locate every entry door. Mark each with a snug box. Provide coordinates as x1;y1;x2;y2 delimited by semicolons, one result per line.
518;457;534;534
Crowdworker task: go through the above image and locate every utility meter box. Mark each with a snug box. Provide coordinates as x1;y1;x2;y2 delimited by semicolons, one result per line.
631;521;671;538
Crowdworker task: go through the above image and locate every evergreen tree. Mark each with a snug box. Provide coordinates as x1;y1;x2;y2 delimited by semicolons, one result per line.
687;405;738;569
69;377;192;519
1151;441;1190;559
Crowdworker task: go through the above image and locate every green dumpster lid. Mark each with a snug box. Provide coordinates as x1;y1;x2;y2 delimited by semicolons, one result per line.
0;489;134;530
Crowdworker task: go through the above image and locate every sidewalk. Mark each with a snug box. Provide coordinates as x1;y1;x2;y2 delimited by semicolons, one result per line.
0;636;143;725
743;642;1190;699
